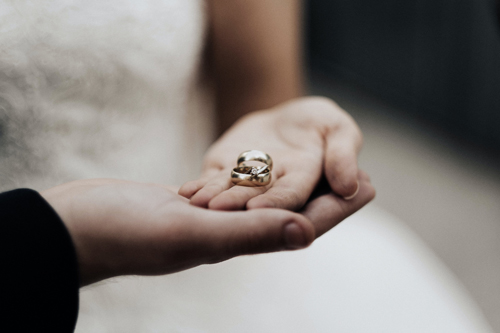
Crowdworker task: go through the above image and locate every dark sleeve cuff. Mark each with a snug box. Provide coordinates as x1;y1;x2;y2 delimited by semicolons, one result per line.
0;189;79;332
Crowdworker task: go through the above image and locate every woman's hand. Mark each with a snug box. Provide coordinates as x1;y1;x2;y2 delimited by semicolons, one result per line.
179;97;364;211
41;175;374;286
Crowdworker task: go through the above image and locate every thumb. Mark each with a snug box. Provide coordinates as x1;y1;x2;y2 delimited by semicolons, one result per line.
324;121;363;200
199;209;315;261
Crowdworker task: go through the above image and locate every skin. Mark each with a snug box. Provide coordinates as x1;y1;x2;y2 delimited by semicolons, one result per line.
191;1;363;209
208;0;303;134
41;174;374;287
179;97;363;211
38;1;375;288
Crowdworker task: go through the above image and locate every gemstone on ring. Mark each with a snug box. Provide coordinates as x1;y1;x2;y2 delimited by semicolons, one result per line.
231;151;273;187
231;165;272;186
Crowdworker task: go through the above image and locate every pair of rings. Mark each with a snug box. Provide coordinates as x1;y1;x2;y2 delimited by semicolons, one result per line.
231;150;273;187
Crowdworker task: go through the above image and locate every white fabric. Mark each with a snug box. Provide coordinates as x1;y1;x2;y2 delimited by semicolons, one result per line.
0;0;213;192
0;1;493;332
75;205;493;333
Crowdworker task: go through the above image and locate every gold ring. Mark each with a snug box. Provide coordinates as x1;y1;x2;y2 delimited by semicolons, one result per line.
231;150;273;187
231;165;272;187
237;150;273;171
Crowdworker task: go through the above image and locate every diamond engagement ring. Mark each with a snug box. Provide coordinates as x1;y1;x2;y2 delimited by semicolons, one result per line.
231;150;273;186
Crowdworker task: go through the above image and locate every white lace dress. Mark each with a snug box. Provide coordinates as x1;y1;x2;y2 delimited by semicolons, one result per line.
0;1;493;332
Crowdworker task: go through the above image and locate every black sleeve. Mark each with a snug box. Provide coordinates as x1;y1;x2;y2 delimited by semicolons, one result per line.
0;189;79;332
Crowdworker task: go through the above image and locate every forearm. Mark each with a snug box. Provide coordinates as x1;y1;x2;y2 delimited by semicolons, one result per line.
208;0;304;134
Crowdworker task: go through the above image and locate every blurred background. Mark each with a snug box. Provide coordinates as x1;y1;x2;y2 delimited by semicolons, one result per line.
306;0;500;330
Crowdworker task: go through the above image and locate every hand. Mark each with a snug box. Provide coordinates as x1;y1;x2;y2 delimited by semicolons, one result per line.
41;179;313;286
300;170;374;238
41;175;374;286
179;97;364;211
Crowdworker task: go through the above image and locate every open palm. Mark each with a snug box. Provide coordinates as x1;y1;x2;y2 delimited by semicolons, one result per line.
42;174;374;286
179;97;364;211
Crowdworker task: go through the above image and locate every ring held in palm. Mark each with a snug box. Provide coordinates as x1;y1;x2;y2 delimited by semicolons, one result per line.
231;150;273;187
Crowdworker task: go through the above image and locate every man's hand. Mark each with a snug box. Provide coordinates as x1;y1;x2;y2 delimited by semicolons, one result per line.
179;97;364;211
41;175;374;287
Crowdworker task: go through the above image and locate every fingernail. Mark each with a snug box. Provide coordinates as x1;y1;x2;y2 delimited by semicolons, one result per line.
283;222;307;249
343;180;360;201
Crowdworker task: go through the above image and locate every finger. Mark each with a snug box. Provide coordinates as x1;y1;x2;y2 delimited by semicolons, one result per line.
178;179;209;199
196;208;316;262
189;169;233;208
208;184;269;211
301;171;375;238
324;121;363;199
178;169;220;199
246;170;318;211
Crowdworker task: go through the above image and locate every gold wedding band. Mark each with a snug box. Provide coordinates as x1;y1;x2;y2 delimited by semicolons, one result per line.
231;165;272;186
231;150;273;187
237;150;273;171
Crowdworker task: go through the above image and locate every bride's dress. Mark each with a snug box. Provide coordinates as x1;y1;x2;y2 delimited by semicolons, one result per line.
0;1;493;332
